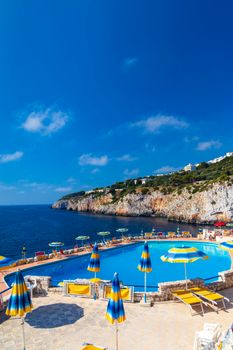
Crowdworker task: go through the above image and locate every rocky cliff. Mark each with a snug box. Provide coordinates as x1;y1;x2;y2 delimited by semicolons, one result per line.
52;182;233;224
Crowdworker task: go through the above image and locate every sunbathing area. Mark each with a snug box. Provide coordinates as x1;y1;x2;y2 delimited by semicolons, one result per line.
1;288;233;350
1;233;233;349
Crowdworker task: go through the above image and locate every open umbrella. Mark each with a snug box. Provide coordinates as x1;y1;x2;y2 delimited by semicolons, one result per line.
161;246;208;289
97;231;111;244
137;241;152;302
219;240;233;268
0;256;12;265
6;269;33;350
106;272;126;350
97;231;111;237
214;221;226;227
75;236;90;247
48;242;64;251
116;228;128;239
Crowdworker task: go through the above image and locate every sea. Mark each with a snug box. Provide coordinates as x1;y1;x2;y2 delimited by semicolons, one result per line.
0;205;211;260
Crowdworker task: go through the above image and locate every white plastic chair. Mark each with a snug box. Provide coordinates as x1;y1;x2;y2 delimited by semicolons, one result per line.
193;324;222;350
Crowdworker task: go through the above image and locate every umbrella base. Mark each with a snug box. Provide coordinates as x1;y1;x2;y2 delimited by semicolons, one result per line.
139;299;153;307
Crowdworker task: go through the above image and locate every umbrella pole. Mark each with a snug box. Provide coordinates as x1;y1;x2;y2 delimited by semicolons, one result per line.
115;321;119;350
144;272;147;303
184;263;188;289
21;317;26;350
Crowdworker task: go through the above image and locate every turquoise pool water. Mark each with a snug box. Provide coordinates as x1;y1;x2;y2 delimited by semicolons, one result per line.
5;241;231;291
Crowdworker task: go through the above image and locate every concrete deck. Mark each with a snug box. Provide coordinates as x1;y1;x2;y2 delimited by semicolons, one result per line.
1;288;233;350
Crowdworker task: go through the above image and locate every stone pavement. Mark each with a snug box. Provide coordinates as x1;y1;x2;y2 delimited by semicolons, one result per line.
1;289;233;350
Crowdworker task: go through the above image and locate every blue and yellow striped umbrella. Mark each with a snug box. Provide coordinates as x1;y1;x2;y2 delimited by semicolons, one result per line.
87;243;100;277
0;255;11;265
219;240;233;269
161;246;208;289
219;240;233;251
161;246;208;263
106;272;125;350
138;241;152;302
6;269;33;317
138;241;152;272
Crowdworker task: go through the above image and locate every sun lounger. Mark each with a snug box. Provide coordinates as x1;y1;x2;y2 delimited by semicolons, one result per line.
102;284;134;302
64;281;93;298
145;233;153;239
35;251;47;261
167;231;176;238
172;289;205;315
181;231;192;238
189;287;228;310
82;343;107;350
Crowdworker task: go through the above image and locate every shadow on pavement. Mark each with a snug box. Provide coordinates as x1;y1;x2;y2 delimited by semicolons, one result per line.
25;303;84;328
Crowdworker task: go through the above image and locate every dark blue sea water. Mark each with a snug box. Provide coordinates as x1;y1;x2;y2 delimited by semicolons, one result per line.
0;205;211;260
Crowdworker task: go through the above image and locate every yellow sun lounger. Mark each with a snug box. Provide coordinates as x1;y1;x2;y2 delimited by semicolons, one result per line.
64;282;93;298
167;232;176;238
102;285;134;302
82;344;107;350
189;287;228;310
172;289;205;315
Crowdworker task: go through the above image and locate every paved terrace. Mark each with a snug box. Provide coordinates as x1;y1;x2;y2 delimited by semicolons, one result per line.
1;289;233;350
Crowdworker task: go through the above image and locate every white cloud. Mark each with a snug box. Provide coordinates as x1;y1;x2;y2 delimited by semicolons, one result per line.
184;136;199;143
20;181;53;192
21;106;69;135
91;168;100;174
123;168;139;178
196;140;222;151
154;166;179;174
0;151;23;163
145;143;156;153
116;154;137;162
123;57;138;68
54;186;72;193
67;177;77;184
131;115;188;133
0;183;16;190
79;154;109;167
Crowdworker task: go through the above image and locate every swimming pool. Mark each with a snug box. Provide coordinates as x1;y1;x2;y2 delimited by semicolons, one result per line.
5;241;231;291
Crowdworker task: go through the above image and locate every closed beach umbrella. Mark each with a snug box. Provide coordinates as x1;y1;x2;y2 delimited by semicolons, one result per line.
161;246;208;289
87;243;100;278
75;235;90;247
48;242;64;251
106;272;126;350
137;241;152;302
6;269;33;349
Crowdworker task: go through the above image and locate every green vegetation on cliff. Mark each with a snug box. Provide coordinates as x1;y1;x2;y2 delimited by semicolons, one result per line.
60;155;233;202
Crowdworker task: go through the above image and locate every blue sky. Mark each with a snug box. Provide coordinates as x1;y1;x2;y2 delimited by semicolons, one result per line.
0;0;233;204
